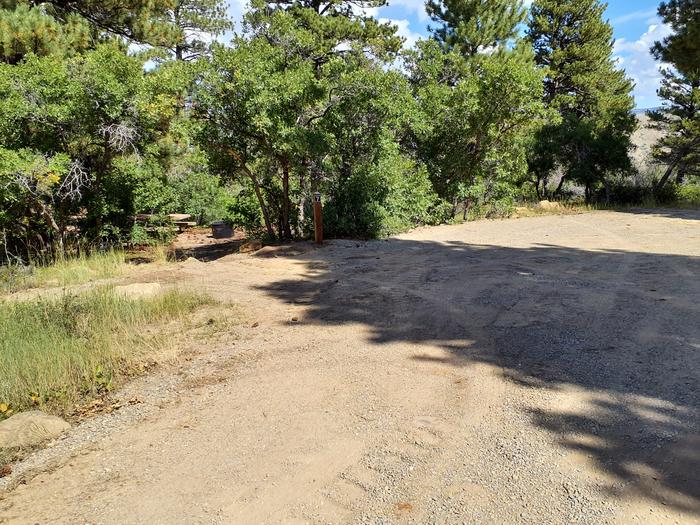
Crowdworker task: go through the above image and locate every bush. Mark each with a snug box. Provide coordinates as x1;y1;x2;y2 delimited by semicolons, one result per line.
460;180;517;220
171;171;231;224
675;184;700;206
324;145;449;238
224;192;263;234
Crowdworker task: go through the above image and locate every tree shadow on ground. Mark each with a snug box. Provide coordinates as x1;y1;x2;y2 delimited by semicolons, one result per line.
256;233;700;514
624;207;700;221
174;238;246;262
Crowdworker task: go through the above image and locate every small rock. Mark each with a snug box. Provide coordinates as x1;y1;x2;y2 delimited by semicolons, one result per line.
113;282;162;300
0;463;12;478
0;411;71;449
240;240;263;253
538;200;561;211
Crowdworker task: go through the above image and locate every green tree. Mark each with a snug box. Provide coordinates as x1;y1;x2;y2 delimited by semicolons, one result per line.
0;3;90;63
164;0;232;61
195;1;404;240
425;0;525;56
0;0;176;64
0;45;176;256
407;40;546;215
527;0;636;202
648;0;700;191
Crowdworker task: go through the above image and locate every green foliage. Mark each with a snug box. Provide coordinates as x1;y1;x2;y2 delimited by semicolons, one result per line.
0;45;181;259
195;2;407;240
426;0;526;55
224;192;264;233
166;0;233;60
325;141;447;237
0;0;178;64
647;0;699;192
527;0;637;202
651;0;700;78
0;3;89;63
675;183;700;205
407;40;547;214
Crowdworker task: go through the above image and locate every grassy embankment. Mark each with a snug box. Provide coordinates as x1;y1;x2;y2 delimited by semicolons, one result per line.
0;248;218;426
0;246;171;293
0;288;210;420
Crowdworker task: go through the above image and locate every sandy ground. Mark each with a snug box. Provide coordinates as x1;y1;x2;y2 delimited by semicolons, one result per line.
1;209;699;524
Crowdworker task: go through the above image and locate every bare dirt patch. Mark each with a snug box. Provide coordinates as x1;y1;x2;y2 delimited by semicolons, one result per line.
0;209;698;524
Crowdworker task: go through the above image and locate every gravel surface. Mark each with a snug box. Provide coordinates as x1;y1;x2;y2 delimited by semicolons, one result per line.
0;209;698;524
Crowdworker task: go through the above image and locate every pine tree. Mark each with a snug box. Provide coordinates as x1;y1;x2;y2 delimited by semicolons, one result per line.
527;0;636;201
0;3;90;63
648;0;700;191
425;0;525;56
0;0;177;62
651;0;700;78
166;0;232;61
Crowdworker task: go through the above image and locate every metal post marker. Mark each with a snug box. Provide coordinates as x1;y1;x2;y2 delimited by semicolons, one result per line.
313;192;323;244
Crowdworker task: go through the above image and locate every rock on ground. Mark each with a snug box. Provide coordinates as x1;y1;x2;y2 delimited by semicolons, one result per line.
113;282;162;299
0;411;70;449
239;240;263;253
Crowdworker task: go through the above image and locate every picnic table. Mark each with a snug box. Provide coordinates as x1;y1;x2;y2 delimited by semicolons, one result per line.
132;213;197;232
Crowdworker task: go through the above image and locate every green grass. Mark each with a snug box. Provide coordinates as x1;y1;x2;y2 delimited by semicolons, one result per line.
0;288;210;417
0;247;173;293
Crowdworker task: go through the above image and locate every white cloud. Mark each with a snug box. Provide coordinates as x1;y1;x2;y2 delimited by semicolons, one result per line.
379;18;423;48
613;22;672;108
385;0;429;22
611;8;658;25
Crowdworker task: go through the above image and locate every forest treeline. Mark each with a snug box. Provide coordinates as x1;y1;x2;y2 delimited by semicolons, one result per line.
0;0;698;260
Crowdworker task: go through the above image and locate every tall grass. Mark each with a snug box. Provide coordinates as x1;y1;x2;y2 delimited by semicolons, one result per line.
0;288;209;415
0;246;173;293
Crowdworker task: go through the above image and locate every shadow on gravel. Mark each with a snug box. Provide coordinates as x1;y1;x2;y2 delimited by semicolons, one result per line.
256;227;700;513
623;207;700;221
174;238;245;262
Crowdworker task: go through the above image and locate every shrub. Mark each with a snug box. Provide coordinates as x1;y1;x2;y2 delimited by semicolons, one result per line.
324;145;449;238
675;184;700;206
224;192;263;234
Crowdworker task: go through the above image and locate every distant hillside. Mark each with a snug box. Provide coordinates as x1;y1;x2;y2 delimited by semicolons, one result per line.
631;113;665;173
632;107;660;115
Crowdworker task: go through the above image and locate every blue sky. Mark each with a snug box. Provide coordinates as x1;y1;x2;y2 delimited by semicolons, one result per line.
225;0;670;108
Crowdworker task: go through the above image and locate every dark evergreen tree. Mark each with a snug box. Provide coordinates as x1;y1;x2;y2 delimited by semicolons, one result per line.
0;3;90;63
0;0;176;64
527;0;636;202
165;0;232;61
425;0;525;56
648;0;700;191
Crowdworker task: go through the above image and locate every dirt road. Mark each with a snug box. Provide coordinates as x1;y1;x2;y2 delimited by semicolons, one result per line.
1;209;699;524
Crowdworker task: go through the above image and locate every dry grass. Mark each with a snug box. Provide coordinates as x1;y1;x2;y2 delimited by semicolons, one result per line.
0;288;211;418
0;246;173;294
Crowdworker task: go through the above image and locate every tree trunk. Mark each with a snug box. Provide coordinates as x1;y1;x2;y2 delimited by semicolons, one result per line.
554;175;566;198
603;177;611;205
653;157;680;194
280;159;292;240
297;163;307;237
675;162;686;184
242;165;275;240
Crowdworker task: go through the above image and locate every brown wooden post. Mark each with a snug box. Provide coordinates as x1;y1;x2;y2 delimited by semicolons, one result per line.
313;192;323;244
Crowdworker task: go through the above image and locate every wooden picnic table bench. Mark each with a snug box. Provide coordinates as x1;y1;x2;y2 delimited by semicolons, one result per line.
131;213;196;232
